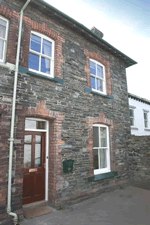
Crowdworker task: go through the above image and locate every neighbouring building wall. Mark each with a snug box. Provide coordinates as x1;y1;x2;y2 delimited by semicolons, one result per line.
128;135;150;181
129;97;150;136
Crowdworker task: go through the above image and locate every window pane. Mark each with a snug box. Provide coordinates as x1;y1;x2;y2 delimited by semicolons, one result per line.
100;149;107;168
42;39;52;57
145;121;148;128
24;135;32;143
97;64;103;78
35;135;41;143
41;57;50;74
0;39;4;60
93;127;99;147
100;127;107;147
90;61;96;75
29;53;39;71
144;112;147;120
0;19;6;38
35;137;42;167
91;77;95;89
36;121;46;130
130;118;134;126
97;79;103;92
25;119;36;129
24;144;31;168
30;34;41;52
93;149;99;169
130;109;134;117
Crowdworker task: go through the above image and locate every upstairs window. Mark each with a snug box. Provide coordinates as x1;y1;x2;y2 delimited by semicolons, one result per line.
129;108;135;126
93;124;110;175
143;111;149;128
0;16;8;63
90;59;106;94
29;31;54;77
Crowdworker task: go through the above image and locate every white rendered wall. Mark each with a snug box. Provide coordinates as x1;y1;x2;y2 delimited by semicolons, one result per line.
128;97;150;136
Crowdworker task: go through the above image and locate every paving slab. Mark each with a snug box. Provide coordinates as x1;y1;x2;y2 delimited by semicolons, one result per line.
20;186;150;225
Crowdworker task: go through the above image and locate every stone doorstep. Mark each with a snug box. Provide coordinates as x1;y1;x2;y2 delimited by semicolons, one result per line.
22;200;54;219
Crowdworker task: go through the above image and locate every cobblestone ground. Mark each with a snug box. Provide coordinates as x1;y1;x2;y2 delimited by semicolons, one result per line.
20;186;150;225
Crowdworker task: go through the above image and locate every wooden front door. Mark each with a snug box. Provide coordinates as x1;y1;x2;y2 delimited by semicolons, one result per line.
23;131;46;205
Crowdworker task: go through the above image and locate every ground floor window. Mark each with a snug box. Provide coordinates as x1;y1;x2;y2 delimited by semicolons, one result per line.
143;110;149;128
93;124;110;175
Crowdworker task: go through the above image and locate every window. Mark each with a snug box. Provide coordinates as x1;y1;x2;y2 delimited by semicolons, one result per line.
29;31;54;77
25;118;47;131
0;16;8;63
143;111;149;128
93;124;110;175
90;59;106;94
129;108;135;126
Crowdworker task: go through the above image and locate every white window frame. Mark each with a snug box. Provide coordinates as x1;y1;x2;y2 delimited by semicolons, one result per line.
29;31;55;77
90;59;106;95
0;16;9;63
129;106;136;127
93;124;110;175
143;110;149;128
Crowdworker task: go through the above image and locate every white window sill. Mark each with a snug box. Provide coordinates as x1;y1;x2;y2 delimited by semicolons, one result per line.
94;168;110;175
144;128;150;131
29;68;54;79
84;87;113;99
131;126;138;130
92;88;107;96
0;62;15;70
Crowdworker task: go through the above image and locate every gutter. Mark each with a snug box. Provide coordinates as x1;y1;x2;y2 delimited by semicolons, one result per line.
128;93;150;105
7;1;31;224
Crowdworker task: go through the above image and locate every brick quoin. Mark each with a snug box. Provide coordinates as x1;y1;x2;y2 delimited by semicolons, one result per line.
0;104;11;221
84;48;112;95
0;5;19;64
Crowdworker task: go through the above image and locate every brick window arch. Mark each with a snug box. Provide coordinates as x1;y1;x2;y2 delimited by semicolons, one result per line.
21;17;65;79
84;49;112;95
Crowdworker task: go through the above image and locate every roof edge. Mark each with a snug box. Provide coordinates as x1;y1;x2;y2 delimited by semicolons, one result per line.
128;93;150;105
36;0;137;68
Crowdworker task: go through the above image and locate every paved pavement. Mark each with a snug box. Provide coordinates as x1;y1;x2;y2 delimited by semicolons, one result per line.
21;186;150;225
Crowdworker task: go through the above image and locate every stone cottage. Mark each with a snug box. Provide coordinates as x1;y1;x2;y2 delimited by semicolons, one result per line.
0;0;137;223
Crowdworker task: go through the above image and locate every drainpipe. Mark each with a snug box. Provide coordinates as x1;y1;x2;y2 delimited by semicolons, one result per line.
7;1;31;224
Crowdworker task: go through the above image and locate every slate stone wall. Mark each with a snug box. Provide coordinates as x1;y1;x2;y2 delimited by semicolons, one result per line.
0;0;132;220
128;135;150;181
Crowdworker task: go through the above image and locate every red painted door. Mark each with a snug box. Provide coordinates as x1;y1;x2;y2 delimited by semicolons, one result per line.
23;132;46;205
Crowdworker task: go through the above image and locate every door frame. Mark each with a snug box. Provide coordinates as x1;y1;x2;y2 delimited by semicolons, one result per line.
24;117;49;201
